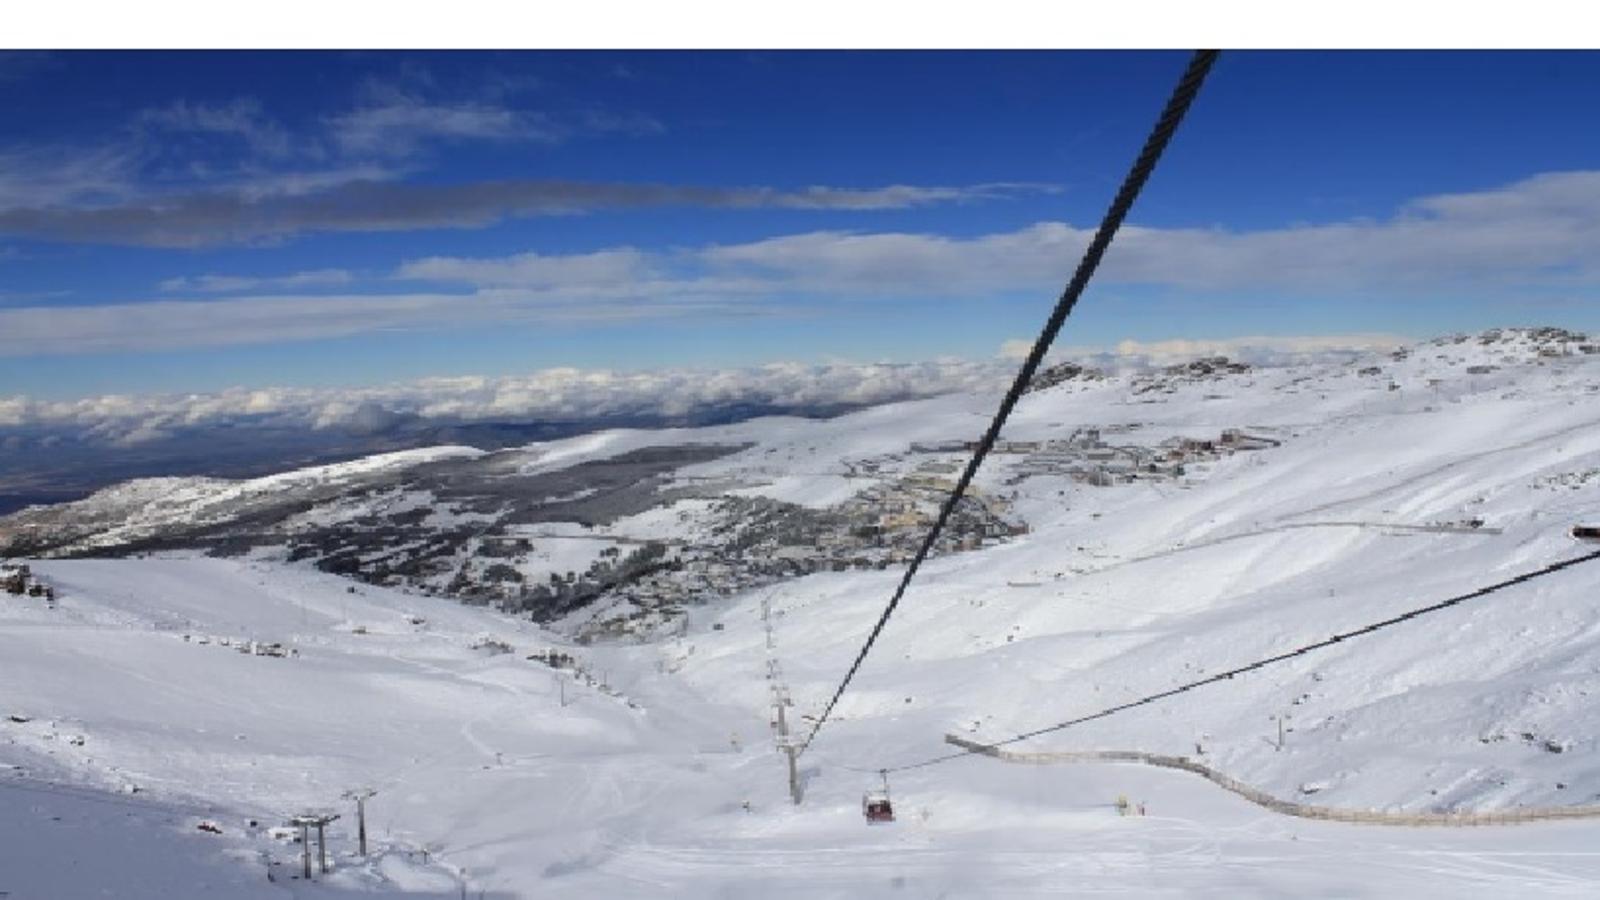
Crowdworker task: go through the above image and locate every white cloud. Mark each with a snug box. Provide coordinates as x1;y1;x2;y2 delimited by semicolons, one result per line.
157;269;355;294
330;97;560;156
396;248;654;289
7;171;1599;354
0;294;468;355
1094;172;1600;291
0;288;765;357
138;98;294;158
0;107;394;232
998;338;1034;360
1105;334;1406;362
996;332;1407;370
325;79;663;157
747;182;1057;211
388;171;1600;303
0;331;1436;457
711;172;1600;294
0;179;1048;247
0;145;140;210
230;165;400;201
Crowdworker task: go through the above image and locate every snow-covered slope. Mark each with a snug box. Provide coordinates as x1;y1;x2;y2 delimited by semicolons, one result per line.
9;554;1600;899
0;445;485;555
6;327;1600;896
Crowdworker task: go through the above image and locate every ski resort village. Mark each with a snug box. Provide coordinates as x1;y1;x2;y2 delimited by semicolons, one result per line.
6;327;1600;897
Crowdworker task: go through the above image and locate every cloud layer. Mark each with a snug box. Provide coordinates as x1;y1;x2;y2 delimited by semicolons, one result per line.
1;170;1595;357
686;171;1600;294
0;360;1012;450
0;336;1412;513
0;334;1406;454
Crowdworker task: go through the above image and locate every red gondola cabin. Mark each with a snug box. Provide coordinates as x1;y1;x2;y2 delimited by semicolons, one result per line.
863;790;894;824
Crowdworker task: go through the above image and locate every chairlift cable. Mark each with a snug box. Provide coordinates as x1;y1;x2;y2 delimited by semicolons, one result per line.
875;546;1600;774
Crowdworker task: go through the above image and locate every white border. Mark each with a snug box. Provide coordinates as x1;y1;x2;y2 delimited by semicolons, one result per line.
5;1;1594;50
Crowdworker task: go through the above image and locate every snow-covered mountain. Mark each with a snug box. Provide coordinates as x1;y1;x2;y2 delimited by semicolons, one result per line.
6;326;1600;897
5;327;1597;639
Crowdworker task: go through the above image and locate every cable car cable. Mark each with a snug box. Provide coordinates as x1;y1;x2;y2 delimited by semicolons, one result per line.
874;546;1600;774
797;48;1222;758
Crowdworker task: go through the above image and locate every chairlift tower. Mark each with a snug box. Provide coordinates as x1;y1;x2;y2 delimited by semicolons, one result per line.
342;789;377;856
772;695;801;805
289;812;340;878
775;730;803;806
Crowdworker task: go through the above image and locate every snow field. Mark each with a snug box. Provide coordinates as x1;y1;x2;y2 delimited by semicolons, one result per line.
7;333;1600;895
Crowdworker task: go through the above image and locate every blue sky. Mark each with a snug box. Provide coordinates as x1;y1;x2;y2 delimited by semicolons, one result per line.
2;50;1599;401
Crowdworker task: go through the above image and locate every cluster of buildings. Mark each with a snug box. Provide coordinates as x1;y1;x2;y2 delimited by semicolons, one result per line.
0;561;54;604
179;633;297;658
561;467;1031;641
842;464;1027;550
910;426;1281;489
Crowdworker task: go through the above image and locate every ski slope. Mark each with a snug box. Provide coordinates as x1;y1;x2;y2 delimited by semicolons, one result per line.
6;329;1600;896
6;556;1600;898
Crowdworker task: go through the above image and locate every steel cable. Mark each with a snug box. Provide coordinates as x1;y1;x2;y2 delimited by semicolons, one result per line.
797;48;1221;757
880;546;1600;773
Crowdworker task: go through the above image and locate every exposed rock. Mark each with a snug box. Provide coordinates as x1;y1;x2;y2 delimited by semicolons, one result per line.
1026;361;1105;394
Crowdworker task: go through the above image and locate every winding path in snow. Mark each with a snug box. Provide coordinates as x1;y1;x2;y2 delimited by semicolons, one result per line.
943;736;1600;828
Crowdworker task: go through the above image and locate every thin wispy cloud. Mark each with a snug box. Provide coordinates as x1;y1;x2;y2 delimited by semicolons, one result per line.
328;95;561;156
396;248;656;289
137;98;295;159
0;294;506;355
0;290;766;356
229;164;402;200
0;145;141;210
0;67;682;246
157;269;355;293
0;179;1055;247
326;82;666;157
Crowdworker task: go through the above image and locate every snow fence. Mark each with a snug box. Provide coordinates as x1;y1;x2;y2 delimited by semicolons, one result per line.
943;735;1600;827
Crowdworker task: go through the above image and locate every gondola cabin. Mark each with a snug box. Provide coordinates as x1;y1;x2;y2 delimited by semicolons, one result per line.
1573;524;1600;543
863;790;894;824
